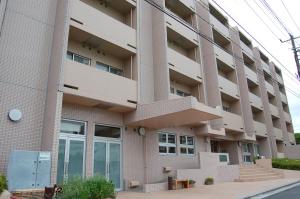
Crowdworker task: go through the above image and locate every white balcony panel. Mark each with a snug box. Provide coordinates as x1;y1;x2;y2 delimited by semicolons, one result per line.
165;14;198;45
262;61;271;74
167;47;202;80
284;112;292;123
265;82;275;95
222;111;244;132
70;1;136;54
241;42;254;58
249;92;263;110
280;92;288;104
210;14;229;38
274;128;283;140
254;121;267;137
269;104;279;117
276;74;284;85
218;75;239;99
244;65;258;84
214;45;234;68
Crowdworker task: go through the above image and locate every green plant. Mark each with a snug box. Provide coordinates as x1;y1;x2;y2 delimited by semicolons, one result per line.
204;177;214;185
272;158;300;170
188;180;196;185
0;173;7;194
57;176;115;199
295;133;300;144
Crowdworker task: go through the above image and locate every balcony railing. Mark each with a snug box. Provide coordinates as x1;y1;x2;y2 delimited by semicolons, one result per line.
262;61;271;74
253;121;267;137
265;81;275;95
70;0;136;54
249;92;263;110
241;42;254;58
210;14;229;37
280;92;288;104
276;73;284;85
284;112;292;122
274;128;283;140
289;133;295;143
63;60;137;111
269;104;279;117
244;65;258;84
214;45;234;69
165;14;198;45
222;111;244;132
167;47;202;81
218;75;239;99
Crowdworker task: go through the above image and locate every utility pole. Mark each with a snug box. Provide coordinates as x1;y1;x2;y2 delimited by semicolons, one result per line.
281;34;300;80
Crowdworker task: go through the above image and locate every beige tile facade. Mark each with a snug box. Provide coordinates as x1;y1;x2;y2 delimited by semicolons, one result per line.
0;0;296;191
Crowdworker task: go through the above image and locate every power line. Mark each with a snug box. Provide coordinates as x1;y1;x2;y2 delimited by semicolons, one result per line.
210;0;300;84
243;0;281;41
280;0;300;34
143;0;300;99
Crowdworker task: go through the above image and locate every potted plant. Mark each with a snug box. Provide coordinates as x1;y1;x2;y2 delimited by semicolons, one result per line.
188;180;196;188
0;173;10;199
204;177;214;185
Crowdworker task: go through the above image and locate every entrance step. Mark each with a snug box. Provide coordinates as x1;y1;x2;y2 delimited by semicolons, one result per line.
235;164;283;182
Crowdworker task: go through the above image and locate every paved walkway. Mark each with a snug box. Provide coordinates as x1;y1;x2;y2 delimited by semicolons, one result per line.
117;179;300;199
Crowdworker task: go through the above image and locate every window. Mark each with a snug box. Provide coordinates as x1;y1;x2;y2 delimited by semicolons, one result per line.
60;120;85;135
67;51;91;65
176;90;190;97
96;61;123;76
179;136;195;155
222;106;231;112
170;87;175;94
94;125;121;138
159;133;176;155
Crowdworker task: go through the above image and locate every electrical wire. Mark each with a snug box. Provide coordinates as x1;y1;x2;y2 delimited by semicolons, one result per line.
280;0;300;34
143;0;300;99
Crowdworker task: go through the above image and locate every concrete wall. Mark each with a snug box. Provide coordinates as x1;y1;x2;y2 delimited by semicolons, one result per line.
284;145;300;159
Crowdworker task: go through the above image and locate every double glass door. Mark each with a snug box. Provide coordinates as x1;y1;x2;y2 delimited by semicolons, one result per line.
242;143;252;163
94;140;121;190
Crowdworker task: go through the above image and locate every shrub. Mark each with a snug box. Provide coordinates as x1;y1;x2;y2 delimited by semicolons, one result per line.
57;176;115;199
188;180;196;185
0;173;7;194
204;177;214;185
272;158;300;170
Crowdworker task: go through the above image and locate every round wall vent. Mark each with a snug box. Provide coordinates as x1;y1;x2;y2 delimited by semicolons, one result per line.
8;109;22;122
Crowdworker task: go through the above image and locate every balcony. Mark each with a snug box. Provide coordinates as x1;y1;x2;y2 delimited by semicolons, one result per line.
262;61;271;74
254;121;267;137
70;0;136;55
289;133;295;143
167;47;202;82
222;111;244;132
165;0;195;16
249;92;263;110
214;45;234;69
274;128;283;140
241;42;254;58
218;75;239;99
165;14;198;45
276;73;284;85
265;82;275;95
63;60;137;112
280;92;288;104
284;112;292;123
244;65;258;84
210;14;229;38
269;104;279;117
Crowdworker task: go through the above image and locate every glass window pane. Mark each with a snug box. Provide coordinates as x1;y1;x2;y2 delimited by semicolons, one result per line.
168;134;176;144
168;147;176;154
74;54;90;65
159;133;166;143
66;51;73;60
60;120;85;135
57;139;66;185
159;146;167;153
188;148;194;155
110;67;123;76
93;142;106;177
94;125;121;138
180;147;187;154
109;143;121;189
96;62;109;72
176;90;184;96
68;140;84;179
187;137;194;145
170;87;175;94
180;136;186;145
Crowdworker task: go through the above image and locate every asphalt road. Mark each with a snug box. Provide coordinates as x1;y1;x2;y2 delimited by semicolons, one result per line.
264;185;300;199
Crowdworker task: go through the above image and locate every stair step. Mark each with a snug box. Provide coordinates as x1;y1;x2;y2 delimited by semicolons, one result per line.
235;175;281;182
240;170;272;174
240;173;279;178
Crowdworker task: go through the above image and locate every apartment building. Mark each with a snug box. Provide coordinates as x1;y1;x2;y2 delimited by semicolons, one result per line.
0;0;295;191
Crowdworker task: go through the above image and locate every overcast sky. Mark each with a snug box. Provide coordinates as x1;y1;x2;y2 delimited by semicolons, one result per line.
210;0;300;133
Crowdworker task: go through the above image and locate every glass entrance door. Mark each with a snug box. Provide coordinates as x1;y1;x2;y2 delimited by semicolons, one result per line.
57;120;86;184
94;141;121;190
242;143;252;163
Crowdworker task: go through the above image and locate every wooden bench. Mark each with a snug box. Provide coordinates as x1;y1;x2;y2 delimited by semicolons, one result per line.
174;179;189;190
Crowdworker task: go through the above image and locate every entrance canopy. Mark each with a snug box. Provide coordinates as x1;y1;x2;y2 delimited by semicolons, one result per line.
125;96;222;129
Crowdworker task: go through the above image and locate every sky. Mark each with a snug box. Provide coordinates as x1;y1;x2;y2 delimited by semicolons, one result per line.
210;0;300;133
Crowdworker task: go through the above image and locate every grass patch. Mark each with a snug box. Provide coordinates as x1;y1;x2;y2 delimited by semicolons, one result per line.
272;158;300;170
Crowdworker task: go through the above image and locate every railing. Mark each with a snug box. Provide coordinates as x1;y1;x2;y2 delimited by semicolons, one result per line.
274;128;283;140
253;121;267;137
214;45;234;69
269;104;279;117
218;75;239;98
222;111;244;132
262;61;270;74
249;92;263;109
244;65;258;83
265;81;274;95
240;42;254;58
280;92;288;104
210;14;229;37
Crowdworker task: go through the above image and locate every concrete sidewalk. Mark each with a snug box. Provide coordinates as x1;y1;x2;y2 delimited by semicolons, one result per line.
117;179;300;199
